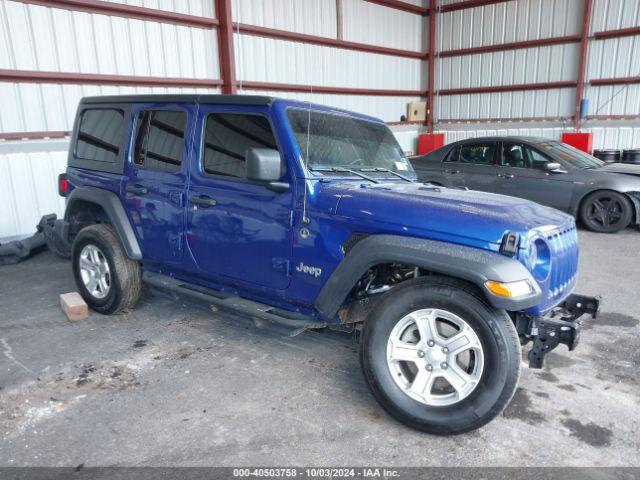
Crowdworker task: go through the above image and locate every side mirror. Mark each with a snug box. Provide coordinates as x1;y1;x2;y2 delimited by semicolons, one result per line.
245;148;289;192
544;162;562;172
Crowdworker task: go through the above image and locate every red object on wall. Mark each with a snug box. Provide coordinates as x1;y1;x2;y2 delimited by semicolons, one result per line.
418;133;445;155
561;132;593;154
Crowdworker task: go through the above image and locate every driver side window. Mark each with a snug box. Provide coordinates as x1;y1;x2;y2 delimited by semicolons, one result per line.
202;113;279;178
502;143;550;170
528;147;550;169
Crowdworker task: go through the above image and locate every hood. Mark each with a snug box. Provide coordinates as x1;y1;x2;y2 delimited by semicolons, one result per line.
327;182;573;245
595;162;640;176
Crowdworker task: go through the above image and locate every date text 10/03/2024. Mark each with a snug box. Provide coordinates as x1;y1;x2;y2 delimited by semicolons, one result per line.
232;468;400;478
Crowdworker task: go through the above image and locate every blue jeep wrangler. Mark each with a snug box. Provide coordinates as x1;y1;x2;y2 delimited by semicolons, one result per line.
58;94;599;435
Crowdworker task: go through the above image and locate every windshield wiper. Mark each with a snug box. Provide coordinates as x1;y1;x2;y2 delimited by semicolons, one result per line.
308;166;379;183
357;167;413;183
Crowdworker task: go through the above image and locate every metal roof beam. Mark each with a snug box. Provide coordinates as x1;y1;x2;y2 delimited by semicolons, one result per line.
439;35;582;58
438;81;577;96
11;0;217;28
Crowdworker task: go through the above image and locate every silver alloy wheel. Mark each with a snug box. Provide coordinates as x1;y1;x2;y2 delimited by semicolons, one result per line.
386;308;484;407
79;244;111;299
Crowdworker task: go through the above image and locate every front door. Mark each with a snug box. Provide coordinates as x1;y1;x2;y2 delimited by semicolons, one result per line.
442;141;499;191
495;142;574;211
122;106;191;266
186;107;294;290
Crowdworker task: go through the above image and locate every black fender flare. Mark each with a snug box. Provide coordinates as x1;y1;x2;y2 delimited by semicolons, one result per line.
314;234;541;317
64;186;143;260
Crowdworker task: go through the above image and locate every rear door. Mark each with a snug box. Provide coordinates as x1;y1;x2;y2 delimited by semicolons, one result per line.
122;105;192;266
442;141;499;191
495;142;574;210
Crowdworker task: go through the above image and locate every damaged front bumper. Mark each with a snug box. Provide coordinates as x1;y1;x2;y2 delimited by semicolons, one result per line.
516;294;601;368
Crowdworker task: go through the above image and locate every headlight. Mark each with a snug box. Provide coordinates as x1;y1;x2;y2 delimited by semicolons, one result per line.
485;279;535;298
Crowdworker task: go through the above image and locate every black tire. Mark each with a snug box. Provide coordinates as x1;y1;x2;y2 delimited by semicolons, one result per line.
580;190;632;233
71;224;141;315
360;276;521;435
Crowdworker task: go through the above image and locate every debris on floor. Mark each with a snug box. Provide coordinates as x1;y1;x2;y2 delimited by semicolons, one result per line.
0;214;70;266
0;232;46;265
38;214;70;259
60;292;88;322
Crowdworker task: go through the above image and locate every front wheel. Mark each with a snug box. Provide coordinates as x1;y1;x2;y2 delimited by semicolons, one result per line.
580;190;632;233
360;276;521;435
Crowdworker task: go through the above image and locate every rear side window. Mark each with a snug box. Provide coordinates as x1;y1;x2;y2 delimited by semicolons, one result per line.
444;146;460;162
202;113;278;178
459;143;496;165
75;109;125;163
133;110;186;172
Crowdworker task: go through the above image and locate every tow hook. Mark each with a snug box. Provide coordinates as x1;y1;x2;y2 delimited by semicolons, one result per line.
521;294;601;369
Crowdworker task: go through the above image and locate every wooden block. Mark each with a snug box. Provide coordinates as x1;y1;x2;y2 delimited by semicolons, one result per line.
60;292;88;321
407;101;427;122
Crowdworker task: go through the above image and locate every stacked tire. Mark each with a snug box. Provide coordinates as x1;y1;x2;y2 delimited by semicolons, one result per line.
622;149;640;164
593;149;621;163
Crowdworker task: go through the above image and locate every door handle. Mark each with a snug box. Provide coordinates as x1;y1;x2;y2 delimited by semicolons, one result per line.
497;173;514;179
126;184;148;195
444;169;460;174
189;195;217;207
169;191;184;206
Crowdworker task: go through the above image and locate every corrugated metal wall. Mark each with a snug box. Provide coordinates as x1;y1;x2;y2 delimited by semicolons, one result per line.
0;1;218;132
438;122;640;149
233;0;337;37
437;0;581;121
232;0;426;119
585;15;640;119
234;35;425;93
435;0;640;150
0;148;67;242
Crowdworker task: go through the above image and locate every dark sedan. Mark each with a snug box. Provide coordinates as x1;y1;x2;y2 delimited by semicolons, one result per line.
410;136;640;233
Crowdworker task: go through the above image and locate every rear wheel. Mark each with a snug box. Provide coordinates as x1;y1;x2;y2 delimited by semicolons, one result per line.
71;224;141;314
580;190;632;233
360;276;521;435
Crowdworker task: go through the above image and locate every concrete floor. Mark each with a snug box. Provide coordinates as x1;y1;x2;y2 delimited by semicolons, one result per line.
0;230;638;467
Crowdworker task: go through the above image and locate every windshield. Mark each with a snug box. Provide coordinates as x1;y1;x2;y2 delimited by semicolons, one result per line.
286;108;414;176
538;141;605;169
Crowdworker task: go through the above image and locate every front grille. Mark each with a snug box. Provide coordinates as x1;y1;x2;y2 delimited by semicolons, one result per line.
544;225;579;308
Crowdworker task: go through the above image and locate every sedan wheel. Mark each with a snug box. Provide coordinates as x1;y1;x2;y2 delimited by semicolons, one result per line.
580;191;632;233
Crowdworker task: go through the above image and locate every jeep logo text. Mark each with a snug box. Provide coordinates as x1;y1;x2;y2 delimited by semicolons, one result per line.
296;262;322;278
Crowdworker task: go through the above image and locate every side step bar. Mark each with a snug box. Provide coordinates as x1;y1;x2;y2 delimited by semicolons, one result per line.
142;271;327;336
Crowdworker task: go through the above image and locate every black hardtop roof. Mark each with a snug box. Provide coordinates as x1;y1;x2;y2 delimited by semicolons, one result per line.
80;94;275;106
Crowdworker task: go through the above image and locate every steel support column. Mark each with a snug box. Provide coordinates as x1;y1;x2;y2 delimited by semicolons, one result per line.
426;0;436;132
216;0;237;94
574;0;594;131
